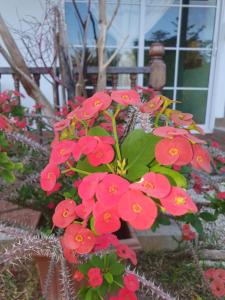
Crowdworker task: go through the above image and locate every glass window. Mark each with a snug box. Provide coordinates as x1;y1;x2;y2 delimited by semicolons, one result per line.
178;50;211;87
180;7;216;48
145;6;179;47
176;90;208;123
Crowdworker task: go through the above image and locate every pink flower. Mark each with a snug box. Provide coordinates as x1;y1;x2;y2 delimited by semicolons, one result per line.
50;140;76;165
62;224;95;254
191;144;211;173
182;224;196;241
130;172;171;199
73;270;84;282
47;182;62;196
116;244;137;265
210;279;225;298
160;187;198;216
53;119;70;132
83;92;112;113
217;192;225;200
155;136;193;166
61;238;78;264
94;233;119;251
140;96;163;113
118;190;157;230
170;111;193;126
77;136;97;155
52;199;77;228
47;202;55;209
88;268;103;288
123;274;139;292
96;174;129;204
78;172;107;201
118;288;137;300
87;141;114;166
40;163;60;192
211;140;220;148
111;90;141;106
93;202;121;235
75;198;95;220
0;115;10;130
204;268;216;280
153;126;187;138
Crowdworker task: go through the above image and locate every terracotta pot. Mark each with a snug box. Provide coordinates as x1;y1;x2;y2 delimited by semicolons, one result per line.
35;223;141;300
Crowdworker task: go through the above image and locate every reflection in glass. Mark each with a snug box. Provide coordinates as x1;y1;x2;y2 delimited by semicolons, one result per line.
176;90;208;123
184;0;216;5
65;2;140;47
180;7;216;48
178;50;211;87
145;6;179;47
70;47;137;67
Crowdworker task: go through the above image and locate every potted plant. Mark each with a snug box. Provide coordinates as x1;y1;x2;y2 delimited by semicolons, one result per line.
36;86;212;300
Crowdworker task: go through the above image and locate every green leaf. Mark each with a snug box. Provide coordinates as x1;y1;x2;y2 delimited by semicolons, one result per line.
121;129;160;167
108;252;117;264
90;255;104;268
14;162;23;172
90;216;98;235
2;171;15;183
104;272;113;284
150;165;187;188
184;214;203;235
0;132;8;148
85;289;93;300
78;263;90;275
199;212;217;222
124;163;149;181
158;216;171;226
109;262;125;275
76;158;108;175
88;126;110;136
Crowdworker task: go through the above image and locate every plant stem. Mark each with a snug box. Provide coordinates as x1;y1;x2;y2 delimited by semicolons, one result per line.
62;167;90;176
106;163;115;173
114;280;123;288
112;114;122;162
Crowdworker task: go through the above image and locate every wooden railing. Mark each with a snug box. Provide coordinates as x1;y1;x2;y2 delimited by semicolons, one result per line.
0;42;166;109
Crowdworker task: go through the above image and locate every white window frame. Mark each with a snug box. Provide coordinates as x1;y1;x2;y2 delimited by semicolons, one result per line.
64;0;220;132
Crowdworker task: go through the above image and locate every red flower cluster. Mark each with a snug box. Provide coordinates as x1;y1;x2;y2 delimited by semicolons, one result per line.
182;224;196;241
204;268;225;298
154;126;211;172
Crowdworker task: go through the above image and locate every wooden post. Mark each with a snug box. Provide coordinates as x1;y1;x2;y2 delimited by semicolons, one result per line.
12;73;20;104
149;42;166;93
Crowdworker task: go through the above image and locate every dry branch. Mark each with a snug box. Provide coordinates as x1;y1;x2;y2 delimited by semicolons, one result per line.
0;13;55;118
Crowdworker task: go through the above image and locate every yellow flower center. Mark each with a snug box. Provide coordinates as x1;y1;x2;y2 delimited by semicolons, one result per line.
96;151;104;158
103;212;112;223
94;99;101;106
175;196;186;205
196;155;203;163
47;172;54;179
143;181;154;189
108;184;118;194
75;234;83;243
178;114;184;120
62;210;69;217
122;94;129;99
60;149;66;155
148;103;155;108
132;203;142;213
169;148;179;156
